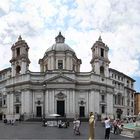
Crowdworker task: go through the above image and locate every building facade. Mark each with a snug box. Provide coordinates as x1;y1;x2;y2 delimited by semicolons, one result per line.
135;92;140;115
0;32;135;120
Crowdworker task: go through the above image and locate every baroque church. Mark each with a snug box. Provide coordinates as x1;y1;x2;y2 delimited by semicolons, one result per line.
0;32;135;120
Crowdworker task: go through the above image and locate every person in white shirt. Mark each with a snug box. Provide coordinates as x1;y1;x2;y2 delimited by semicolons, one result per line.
104;117;111;139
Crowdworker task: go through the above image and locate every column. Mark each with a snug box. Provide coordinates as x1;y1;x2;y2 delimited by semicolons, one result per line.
7;93;10;114
45;90;49;115
48;57;51;70
24;90;30;114
51;56;54;70
73;90;75;115
32;91;35;115
89;90;94;113
69;90;73;116
21;61;26;74
9;93;14;114
107;93;113;118
43;90;45;117
66;90;70;116
52;90;55;113
94;90;100;114
21;91;24;113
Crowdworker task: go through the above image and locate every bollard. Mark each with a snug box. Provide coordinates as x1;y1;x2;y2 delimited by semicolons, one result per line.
89;112;94;140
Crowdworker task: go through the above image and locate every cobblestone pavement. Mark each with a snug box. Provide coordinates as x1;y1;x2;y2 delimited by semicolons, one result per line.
0;121;137;139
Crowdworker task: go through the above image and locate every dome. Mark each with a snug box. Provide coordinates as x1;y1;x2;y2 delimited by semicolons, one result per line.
45;32;75;55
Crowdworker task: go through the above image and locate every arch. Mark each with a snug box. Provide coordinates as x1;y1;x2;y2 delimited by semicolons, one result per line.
100;66;104;76
16;65;21;74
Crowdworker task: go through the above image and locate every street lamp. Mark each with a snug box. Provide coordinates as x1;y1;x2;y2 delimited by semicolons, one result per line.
43;83;46;119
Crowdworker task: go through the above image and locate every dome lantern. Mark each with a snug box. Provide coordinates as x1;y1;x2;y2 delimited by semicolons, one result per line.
55;32;65;43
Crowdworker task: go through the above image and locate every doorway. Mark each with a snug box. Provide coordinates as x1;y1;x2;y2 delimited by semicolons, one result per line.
36;106;42;117
79;106;85;117
57;100;65;117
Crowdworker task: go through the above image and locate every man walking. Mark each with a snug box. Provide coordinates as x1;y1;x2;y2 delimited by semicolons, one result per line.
104;117;111;139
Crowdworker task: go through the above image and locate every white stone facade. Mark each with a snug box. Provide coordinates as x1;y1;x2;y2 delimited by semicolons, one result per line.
0;32;135;120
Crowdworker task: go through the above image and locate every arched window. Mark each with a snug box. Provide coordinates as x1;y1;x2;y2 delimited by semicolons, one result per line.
100;66;104;76
16;65;21;74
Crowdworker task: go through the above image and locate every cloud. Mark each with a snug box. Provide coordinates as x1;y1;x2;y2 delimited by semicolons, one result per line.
0;0;10;13
0;0;140;79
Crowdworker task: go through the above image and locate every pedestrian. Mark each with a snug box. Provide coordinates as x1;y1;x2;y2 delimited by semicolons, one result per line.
113;119;117;134
11;118;15;125
42;117;47;127
73;118;80;135
104;117;111;139
73;119;76;134
75;119;81;135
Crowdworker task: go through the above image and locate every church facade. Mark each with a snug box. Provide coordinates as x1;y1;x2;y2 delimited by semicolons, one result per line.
0;32;135;120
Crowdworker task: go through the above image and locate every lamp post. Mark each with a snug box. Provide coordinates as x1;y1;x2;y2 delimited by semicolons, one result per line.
43;83;46;119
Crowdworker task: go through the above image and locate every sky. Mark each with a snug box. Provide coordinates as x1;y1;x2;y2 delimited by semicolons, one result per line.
0;0;140;91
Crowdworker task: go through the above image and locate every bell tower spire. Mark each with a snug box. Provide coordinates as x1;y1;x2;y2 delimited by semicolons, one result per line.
10;35;30;77
90;36;110;77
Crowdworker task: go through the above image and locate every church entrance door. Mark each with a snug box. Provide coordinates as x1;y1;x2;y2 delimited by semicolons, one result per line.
57;100;65;117
79;106;85;117
36;106;42;117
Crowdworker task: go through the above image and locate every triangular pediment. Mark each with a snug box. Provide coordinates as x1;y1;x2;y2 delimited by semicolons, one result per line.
46;75;76;83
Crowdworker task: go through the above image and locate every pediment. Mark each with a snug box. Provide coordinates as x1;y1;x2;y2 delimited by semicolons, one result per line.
46;75;76;83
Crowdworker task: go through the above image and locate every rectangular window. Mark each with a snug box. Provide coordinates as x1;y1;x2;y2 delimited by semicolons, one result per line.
15;95;20;103
127;99;130;106
0;97;2;107
127;109;129;115
0;75;2;80
101;48;104;57
118;83;120;89
122;97;124;105
131;101;133;107
16;106;19;114
16;48;20;56
58;60;63;69
112;74;113;78
115;95;117;104
101;105;105;113
118;76;120;80
127;80;129;87
101;95;105;102
3;95;6;105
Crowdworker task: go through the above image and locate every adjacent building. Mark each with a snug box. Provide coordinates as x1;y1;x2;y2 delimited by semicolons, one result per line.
135;92;140;115
0;32;135;120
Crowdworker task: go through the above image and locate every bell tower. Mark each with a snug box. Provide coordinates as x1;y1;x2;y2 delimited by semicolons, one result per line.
90;36;110;77
10;36;30;77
